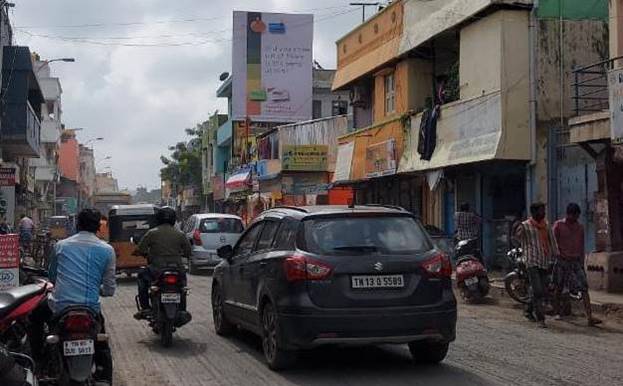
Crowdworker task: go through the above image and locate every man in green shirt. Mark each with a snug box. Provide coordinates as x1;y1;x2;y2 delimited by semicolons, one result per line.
134;207;191;319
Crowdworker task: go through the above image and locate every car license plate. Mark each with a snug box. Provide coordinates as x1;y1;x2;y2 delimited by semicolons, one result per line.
464;277;479;286
161;293;181;303
351;275;404;289
63;339;94;356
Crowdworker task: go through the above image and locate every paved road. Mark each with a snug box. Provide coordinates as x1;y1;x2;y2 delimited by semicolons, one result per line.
103;273;623;386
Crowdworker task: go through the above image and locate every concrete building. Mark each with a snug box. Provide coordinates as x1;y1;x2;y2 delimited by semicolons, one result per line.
55;130;80;216
79;144;96;208
331;0;607;267
95;172;119;194
30;58;63;221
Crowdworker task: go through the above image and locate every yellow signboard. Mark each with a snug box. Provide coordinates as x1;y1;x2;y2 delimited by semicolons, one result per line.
282;145;328;171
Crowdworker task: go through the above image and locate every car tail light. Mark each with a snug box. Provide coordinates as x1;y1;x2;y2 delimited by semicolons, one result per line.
284;255;332;282
421;254;452;278
64;313;94;333
163;274;178;285
193;230;202;246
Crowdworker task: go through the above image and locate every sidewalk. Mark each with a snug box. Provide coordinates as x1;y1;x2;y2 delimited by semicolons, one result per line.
486;270;623;321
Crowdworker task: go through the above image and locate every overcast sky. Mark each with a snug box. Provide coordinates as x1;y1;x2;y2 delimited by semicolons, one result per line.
11;0;364;190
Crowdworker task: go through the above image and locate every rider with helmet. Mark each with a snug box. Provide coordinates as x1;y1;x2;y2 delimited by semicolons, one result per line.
134;207;191;319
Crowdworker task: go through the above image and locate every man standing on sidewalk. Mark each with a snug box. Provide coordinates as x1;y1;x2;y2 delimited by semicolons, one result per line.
515;202;559;328
552;203;601;326
455;202;481;242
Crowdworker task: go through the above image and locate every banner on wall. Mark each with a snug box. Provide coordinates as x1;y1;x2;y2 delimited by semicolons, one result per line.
0;234;19;291
365;139;397;178
232;11;313;122
282;145;328;171
0;168;16;227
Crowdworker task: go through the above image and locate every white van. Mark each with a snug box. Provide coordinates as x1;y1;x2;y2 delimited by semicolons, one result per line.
182;213;244;273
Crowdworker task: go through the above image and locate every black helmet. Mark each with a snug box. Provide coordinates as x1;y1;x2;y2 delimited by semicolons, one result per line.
156;206;176;226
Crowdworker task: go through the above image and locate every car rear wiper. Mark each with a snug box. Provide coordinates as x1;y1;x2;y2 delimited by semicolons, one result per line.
332;245;379;252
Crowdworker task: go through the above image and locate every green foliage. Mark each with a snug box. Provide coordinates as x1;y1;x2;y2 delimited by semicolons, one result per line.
160;123;205;189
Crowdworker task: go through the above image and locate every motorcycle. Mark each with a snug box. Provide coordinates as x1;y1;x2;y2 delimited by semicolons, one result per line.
41;306;111;385
134;268;191;347
454;238;490;302
0;282;51;353
0;343;38;386
504;247;530;304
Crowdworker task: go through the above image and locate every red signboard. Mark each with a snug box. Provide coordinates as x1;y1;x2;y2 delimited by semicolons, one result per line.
0;234;20;291
0;168;16;187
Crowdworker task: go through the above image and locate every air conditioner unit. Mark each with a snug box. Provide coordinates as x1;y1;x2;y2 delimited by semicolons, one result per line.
350;86;369;108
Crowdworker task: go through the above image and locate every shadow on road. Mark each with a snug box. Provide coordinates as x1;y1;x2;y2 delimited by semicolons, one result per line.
220;329;492;385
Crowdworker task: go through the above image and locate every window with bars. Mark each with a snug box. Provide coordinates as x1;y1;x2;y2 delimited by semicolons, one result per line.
384;73;395;115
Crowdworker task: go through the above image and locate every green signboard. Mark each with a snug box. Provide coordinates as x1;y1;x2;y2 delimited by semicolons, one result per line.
282;145;328;172
537;0;608;20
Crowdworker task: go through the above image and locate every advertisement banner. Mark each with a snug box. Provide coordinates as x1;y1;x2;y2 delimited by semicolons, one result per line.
232;11;313;122
282;145;328;171
609;68;623;144
212;176;225;201
0;168;16;227
366;139;397;178
256;159;282;180
0;234;19;291
333;142;355;183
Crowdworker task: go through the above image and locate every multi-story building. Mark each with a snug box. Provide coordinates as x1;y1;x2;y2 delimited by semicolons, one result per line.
331;0;607;267
95;172;119;194
79;144;96;208
0;6;43;226
31;58;63;222
56;130;80;216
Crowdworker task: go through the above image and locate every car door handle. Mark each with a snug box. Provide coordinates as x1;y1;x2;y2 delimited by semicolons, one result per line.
259;262;267;267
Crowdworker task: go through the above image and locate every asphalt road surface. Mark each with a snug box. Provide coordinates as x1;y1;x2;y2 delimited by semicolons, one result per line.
103;273;623;386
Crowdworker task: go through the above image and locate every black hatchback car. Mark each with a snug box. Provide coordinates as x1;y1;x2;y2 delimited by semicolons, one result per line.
211;205;457;370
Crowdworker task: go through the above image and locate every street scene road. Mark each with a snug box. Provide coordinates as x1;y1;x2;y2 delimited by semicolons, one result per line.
105;273;623;386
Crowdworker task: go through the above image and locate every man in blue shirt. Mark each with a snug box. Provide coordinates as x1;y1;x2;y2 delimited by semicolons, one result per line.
29;208;115;383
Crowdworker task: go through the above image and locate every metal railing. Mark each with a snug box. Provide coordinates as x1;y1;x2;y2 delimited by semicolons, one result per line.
572;56;623;116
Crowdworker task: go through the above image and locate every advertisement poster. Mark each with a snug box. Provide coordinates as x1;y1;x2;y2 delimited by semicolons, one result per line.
232;11;313;122
282;145;328;171
333;142;355;183
366;139;397;178
0;234;19;291
0;168;16;227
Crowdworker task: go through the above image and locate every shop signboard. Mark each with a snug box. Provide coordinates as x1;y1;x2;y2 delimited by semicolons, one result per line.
333;142;354;183
256;159;282;180
0;168;15;227
365;138;397;178
282;145;328;171
212;176;225;200
282;174;329;195
609;68;623;144
232;11;313;123
0;234;19;291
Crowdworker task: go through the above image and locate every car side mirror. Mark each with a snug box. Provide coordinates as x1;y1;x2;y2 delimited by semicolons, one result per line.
217;245;234;261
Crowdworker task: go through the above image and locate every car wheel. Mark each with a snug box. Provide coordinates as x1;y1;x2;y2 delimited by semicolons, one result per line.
408;341;449;364
261;302;297;371
211;283;234;336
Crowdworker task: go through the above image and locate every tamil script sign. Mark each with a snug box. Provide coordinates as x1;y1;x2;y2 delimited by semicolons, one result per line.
366;139;397;178
0;234;19;291
282;145;328;171
609;68;623;144
232;11;313;122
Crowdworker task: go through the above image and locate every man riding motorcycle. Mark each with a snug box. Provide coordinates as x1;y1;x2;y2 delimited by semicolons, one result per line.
134;207;192;320
29;208;116;383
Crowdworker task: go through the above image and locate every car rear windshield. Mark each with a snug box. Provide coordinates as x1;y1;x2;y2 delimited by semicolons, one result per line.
199;218;244;234
299;215;432;255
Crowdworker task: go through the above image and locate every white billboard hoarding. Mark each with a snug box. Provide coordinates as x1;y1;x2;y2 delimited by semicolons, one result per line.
609;68;623;144
232;11;313;123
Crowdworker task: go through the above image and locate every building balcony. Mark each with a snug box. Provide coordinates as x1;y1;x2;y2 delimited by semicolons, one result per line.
1;101;41;157
40;119;62;143
1;46;44;158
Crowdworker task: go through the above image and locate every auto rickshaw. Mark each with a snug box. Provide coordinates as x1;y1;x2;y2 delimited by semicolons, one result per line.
108;204;159;276
48;216;70;240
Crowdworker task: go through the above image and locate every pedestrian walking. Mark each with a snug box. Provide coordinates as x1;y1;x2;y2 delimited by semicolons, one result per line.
514;202;558;328
552;203;601;326
455;202;481;242
18;214;35;251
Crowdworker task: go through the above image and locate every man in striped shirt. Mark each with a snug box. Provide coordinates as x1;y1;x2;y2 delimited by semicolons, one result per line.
515;202;559;328
455;202;481;242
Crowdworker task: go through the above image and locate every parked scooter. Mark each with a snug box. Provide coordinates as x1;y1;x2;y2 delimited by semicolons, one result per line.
504;247;530;304
0;343;38;386
454;238;490;302
134;268;191;347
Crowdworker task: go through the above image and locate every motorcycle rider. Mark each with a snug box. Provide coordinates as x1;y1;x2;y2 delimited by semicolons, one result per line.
134;207;192;321
29;208;115;383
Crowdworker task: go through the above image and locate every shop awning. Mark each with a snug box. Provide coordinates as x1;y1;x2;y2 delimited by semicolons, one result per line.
225;170;251;191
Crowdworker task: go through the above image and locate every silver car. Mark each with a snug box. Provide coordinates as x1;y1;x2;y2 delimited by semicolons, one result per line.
183;213;244;273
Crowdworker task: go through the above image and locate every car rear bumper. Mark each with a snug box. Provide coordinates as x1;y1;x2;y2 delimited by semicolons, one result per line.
190;249;221;267
277;307;457;349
